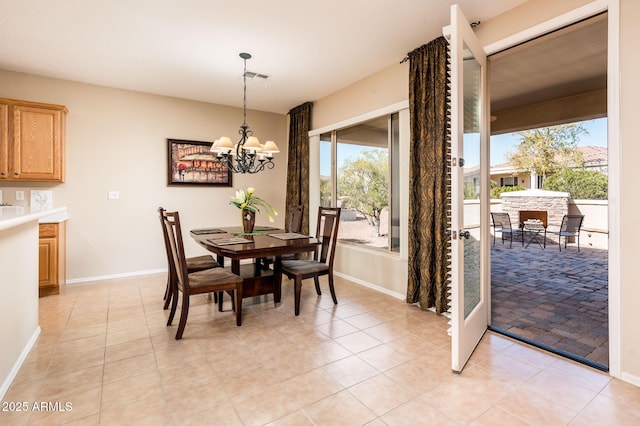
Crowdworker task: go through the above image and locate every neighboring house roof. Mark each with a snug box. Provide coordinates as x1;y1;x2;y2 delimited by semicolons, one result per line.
489;145;607;175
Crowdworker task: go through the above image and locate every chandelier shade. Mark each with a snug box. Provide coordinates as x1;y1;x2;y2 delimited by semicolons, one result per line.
211;53;279;174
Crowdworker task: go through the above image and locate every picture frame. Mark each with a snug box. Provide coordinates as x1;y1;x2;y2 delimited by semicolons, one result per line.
167;138;232;186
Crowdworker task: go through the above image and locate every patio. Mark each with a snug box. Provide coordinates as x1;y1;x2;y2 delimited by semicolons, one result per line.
490;237;609;368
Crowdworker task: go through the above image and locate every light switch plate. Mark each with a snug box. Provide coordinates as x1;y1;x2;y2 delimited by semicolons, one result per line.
16;190;24;201
108;191;120;200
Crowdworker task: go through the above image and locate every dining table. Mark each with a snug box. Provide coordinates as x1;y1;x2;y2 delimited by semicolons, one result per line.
189;226;319;305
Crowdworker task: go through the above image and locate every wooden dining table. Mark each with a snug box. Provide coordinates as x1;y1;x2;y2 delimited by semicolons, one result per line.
189;226;319;304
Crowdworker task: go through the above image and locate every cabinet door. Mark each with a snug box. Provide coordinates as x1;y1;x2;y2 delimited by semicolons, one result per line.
39;237;58;286
12;105;64;181
0;104;7;179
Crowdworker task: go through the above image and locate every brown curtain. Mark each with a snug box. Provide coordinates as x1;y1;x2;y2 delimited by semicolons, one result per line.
285;102;312;235
406;36;450;314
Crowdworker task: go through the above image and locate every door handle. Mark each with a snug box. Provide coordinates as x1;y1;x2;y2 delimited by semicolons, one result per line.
459;230;470;239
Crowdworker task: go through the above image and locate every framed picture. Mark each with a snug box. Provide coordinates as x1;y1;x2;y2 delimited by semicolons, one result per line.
167;139;232;186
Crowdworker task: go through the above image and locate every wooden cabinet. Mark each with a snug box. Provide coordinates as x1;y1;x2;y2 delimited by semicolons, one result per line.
0;98;67;182
38;222;66;297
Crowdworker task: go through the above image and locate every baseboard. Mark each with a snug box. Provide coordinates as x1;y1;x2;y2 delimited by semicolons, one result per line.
619;371;640;388
334;271;406;300
0;326;41;401
65;268;166;284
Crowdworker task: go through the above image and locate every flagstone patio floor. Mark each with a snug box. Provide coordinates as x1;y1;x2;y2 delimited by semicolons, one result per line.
490;237;609;368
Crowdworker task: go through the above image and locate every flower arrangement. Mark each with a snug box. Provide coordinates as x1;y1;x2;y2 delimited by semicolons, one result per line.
229;187;277;222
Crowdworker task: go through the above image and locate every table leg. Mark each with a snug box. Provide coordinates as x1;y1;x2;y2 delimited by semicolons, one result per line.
273;255;282;305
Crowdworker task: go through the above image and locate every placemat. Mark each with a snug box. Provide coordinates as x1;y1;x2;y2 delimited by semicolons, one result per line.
268;233;312;240
206;237;253;246
191;228;226;235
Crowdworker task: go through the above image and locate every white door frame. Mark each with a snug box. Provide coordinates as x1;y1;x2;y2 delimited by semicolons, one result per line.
483;0;620;378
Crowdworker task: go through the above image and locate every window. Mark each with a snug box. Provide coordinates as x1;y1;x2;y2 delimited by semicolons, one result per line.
500;176;518;187
319;114;400;252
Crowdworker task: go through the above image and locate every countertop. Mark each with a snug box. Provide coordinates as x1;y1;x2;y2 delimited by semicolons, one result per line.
0;206;68;231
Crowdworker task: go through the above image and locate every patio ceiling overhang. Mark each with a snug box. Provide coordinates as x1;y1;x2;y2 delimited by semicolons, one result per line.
489;13;607;134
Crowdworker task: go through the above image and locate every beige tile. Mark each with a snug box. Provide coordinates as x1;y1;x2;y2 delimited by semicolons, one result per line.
322;355;380;388
48;347;105;375
420;380;502;424
501;341;559;369
348;374;415;416
571;394;640;425
174;401;242;426
343;313;386;330
547;358;611;392
165;376;229;422
381;395;459;425
105;325;150;347
315;319;359;338
468;405;529;426
99;394;169;425
280;368;343;407
357;344;415;372
600;378;640;406
104;337;153;364
384;354;452;394
231;382;299;426
101;370;163;411
54;334;106;355
102;351;156;384
304;390;376;426
334;331;382;354
27;385;101;425
496;388;579;425
523;369;598;411
219;363;275;398
475;351;542;385
159;359;216;393
265;409;314;426
38;365;104;401
304;341;352;366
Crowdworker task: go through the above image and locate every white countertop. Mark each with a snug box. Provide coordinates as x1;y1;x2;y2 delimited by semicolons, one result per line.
0;206;68;231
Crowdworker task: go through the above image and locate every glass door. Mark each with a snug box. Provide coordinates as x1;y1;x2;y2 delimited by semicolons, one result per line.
445;4;489;372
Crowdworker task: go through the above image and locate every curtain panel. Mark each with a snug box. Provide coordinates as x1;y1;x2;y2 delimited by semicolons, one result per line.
285;102;313;235
406;36;451;314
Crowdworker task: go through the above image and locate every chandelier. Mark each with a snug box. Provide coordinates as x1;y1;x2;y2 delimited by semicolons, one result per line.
210;52;279;174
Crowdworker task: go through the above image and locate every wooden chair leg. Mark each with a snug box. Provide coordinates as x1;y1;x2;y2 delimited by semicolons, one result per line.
175;293;190;340
234;286;243;326
313;276;322;295
294;277;302;316
328;274;338;305
167;287;179;326
163;276;172;310
230;291;236;312
218;291;224;312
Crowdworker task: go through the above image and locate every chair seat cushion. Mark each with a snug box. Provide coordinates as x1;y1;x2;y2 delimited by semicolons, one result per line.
282;259;329;275
188;268;242;290
186;255;219;272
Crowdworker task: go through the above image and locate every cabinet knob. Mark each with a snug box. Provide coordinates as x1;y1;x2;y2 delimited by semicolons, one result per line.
0;172;5;176
14;172;19;176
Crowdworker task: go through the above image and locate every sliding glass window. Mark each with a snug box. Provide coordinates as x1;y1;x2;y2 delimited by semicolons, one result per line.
319;114;400;252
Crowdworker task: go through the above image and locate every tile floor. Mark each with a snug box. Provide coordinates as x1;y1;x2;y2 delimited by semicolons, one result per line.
2;273;639;425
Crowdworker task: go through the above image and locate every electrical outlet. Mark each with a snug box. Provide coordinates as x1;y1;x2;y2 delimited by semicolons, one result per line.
16;190;25;201
108;191;119;200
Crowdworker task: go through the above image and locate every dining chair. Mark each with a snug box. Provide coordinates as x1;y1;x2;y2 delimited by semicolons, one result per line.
161;209;243;339
158;207;219;310
259;204;305;269
281;207;341;315
490;212;521;248
549;214;585;252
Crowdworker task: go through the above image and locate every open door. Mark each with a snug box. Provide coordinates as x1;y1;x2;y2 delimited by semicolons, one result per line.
444;4;490;372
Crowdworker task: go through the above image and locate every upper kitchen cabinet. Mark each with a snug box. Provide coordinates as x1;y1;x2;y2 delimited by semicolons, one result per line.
0;98;67;182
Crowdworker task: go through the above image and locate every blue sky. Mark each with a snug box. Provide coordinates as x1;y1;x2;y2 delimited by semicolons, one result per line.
320;117;608;175
489;117;607;166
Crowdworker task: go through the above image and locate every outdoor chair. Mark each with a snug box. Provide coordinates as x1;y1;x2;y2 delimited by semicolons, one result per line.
491;212;521;248
281;207;341;315
549;214;585;252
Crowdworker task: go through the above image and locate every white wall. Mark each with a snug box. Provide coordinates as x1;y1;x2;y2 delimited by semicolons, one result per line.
0;70;288;281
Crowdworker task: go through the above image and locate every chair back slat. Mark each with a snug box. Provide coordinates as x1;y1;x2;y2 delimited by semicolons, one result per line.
287;205;304;233
491;212;512;229
562;214;584;233
315;207;341;265
161;210;190;296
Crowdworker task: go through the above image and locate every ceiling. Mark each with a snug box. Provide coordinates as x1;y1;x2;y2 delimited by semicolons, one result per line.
489;13;608;112
0;0;529;114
